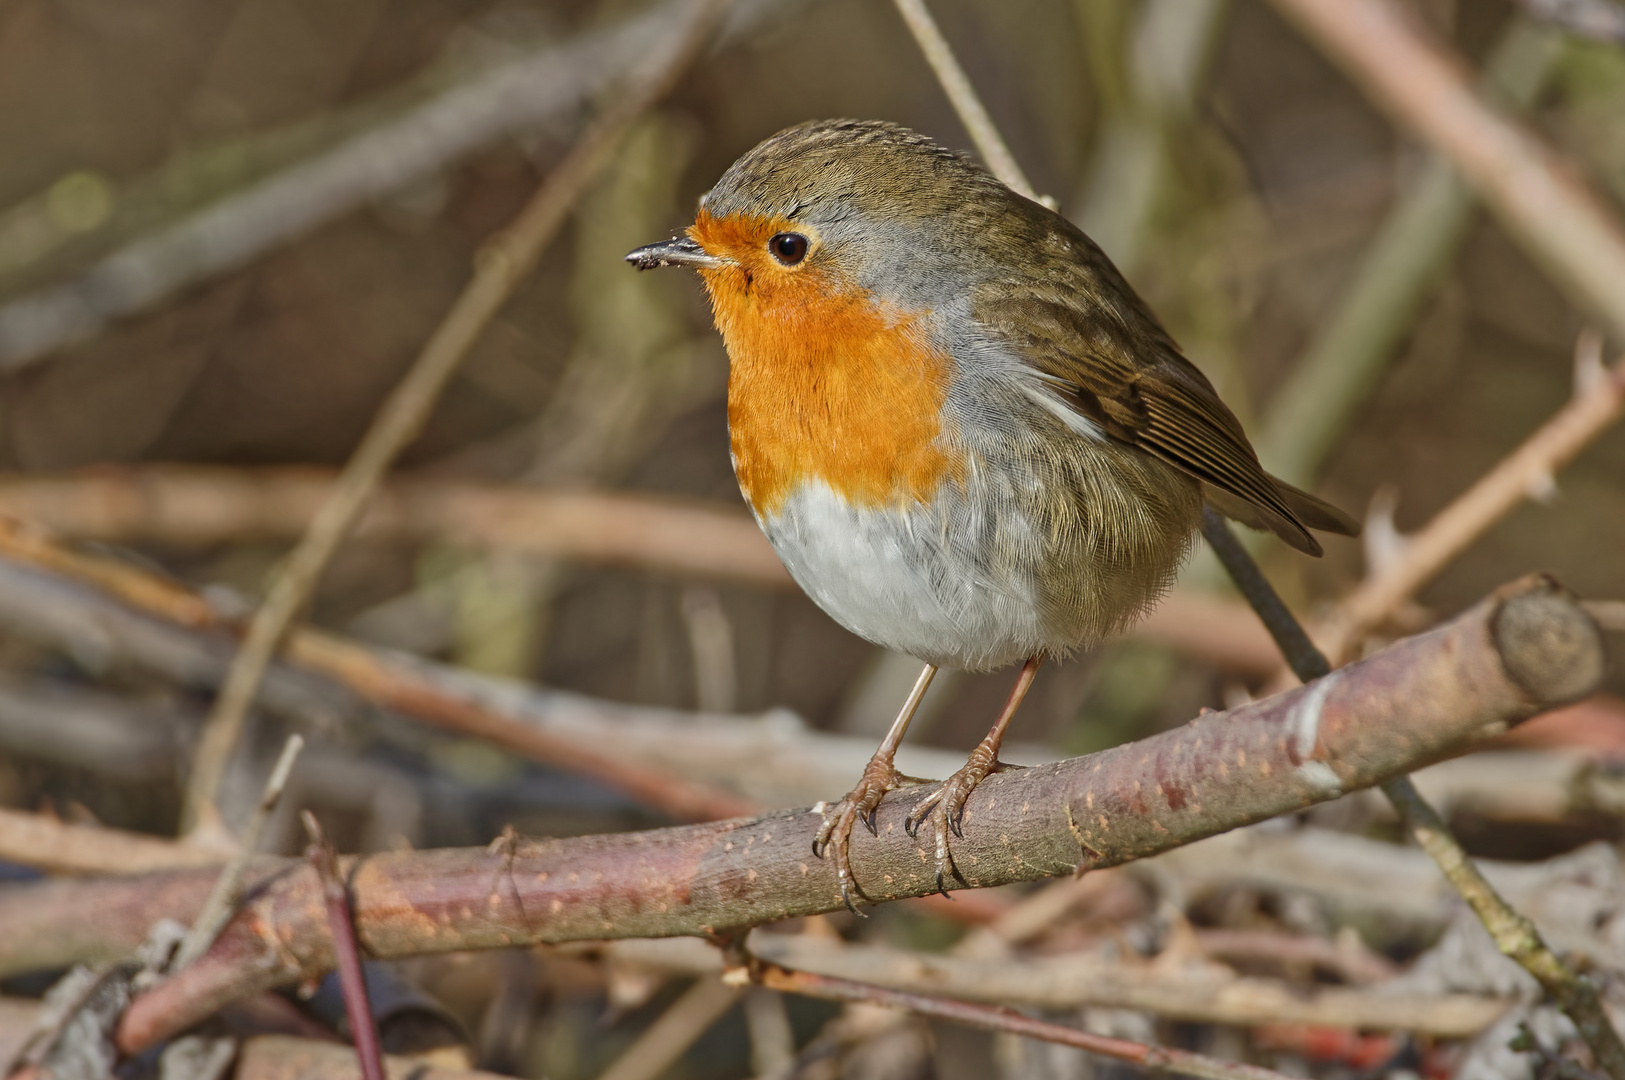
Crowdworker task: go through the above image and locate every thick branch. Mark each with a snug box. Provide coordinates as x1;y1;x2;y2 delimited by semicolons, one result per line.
0;574;1574;1050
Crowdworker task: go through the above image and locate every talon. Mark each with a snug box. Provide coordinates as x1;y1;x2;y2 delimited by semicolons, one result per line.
935;871;953;900
863;807;878;836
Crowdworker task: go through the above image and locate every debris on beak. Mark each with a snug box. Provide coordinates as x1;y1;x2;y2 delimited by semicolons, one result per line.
625;235;727;270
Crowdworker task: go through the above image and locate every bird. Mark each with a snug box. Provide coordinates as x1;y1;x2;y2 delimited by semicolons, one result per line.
627;119;1356;910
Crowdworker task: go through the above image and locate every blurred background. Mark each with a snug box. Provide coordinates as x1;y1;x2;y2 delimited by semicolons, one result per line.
0;0;1623;1076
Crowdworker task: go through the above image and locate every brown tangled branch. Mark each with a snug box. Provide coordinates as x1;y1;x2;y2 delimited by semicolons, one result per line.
0;574;1587;1050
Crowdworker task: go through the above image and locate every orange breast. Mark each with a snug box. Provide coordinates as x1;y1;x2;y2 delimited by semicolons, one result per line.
691;211;962;517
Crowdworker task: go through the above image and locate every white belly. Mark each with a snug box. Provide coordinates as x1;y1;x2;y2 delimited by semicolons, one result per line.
759;479;1050;670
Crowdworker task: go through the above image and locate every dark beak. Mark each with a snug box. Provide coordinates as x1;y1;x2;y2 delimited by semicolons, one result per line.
625;235;727;270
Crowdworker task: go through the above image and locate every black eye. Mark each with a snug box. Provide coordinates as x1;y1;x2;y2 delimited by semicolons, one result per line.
768;232;809;265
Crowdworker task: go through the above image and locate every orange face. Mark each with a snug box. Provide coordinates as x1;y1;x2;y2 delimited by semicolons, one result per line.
689;209;964;518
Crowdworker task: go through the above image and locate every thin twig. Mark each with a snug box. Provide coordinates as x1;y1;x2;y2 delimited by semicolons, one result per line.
611;930;1504;1036
1072;0;1229;269
172;735;304;972
890;0;1036;200
1200;508;1329;680
593;978;742;1080
1268;0;1625;343
303;812;384;1080
750;961;1294;1080
180;0;732;835
1315;343;1625;665
0;525;763;822
1201;512;1625;1080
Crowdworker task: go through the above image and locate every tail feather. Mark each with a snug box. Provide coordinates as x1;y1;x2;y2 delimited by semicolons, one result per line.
1202;474;1359;557
1271;474;1360;537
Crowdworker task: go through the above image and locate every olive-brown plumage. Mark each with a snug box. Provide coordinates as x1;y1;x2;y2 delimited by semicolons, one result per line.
629;119;1356;908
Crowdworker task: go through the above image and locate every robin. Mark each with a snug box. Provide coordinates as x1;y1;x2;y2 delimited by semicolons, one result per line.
628;119;1355;909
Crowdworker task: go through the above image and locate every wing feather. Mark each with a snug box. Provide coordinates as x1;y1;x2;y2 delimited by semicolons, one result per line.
968;207;1352;555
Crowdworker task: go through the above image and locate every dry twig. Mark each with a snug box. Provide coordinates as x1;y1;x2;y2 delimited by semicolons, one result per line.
172;735;304;972
303;812;385;1080
0;809;227;877
889;0;1036;201
181;0;734;835
748;961;1295;1080
0;525;777;821
607;932;1501;1036
0;467;786;586
0;467;790;587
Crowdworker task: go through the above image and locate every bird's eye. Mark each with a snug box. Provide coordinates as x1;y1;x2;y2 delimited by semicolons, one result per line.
768;232;809;265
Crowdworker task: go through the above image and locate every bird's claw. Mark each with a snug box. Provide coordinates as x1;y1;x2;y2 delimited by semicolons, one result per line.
813;758;912;912
904;759;1001;898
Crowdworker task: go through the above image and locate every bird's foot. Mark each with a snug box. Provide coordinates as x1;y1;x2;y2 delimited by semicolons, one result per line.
812;754;920;914
904;756;1019;898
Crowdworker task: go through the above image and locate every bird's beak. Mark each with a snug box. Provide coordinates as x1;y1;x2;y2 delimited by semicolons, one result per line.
625;235;728;271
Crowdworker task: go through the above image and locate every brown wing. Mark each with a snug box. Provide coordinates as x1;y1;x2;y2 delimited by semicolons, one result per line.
970;212;1353;555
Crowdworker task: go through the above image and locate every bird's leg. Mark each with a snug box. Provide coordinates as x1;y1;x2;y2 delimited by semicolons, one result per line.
813;662;937;912
906;655;1043;896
